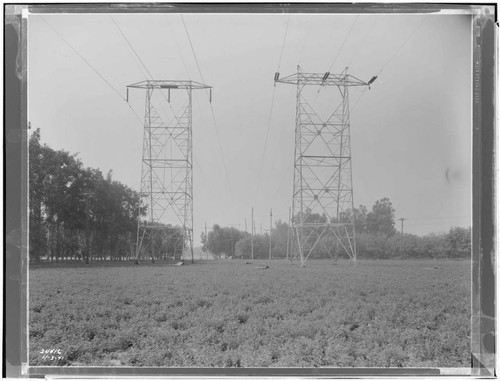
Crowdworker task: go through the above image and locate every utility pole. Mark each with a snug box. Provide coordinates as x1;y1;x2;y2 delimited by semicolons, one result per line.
245;218;248;234
399;218;406;234
286;206;291;262
205;222;208;260
251;207;254;260
269;208;272;261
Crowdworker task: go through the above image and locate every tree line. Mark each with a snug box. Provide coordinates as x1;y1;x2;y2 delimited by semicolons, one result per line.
29;129;185;263
202;198;471;260
30;130;470;263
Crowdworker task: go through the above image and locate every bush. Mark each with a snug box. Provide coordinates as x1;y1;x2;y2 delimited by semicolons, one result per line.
386;233;421;259
446;227;471;259
356;233;389;259
354;227;470;260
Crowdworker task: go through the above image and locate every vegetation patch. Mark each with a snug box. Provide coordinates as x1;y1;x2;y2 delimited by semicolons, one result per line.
29;259;470;367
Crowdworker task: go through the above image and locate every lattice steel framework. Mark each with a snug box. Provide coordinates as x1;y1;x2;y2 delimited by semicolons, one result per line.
276;67;370;266
127;80;211;262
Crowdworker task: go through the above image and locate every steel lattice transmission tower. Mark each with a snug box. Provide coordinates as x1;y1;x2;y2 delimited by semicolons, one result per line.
127;80;211;262
275;66;374;266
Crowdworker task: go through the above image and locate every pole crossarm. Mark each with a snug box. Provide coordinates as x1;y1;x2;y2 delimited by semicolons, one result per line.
127;79;211;90
276;72;369;87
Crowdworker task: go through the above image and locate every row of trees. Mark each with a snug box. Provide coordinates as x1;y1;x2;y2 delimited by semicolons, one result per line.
29;129;185;263
201;198;471;260
355;227;471;260
29;129;140;262
30;129;470;263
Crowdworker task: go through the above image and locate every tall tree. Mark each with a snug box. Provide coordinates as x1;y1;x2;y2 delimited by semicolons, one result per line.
270;220;289;258
353;204;368;233
28;130;144;262
366;197;396;237
28;129;46;261
207;225;245;258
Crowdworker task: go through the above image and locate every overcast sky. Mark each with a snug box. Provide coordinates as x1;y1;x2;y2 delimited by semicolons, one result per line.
28;10;472;244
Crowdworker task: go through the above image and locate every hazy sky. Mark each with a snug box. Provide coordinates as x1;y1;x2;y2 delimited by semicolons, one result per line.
28;10;472;243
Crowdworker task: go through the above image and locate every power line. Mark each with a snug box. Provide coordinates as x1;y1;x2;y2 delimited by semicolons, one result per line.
167;20;191;79
180;15;230;187
175;24;228;210
41;16;145;128
271;155;294;201
254;14;291;204
277;14;291;72
347;17;428;113
351;87;370;111
256;86;277;190
110;16;154;79
40;16;126;103
347;16;377;68
317;15;428;112
180;15;206;85
180;16;239;211
126;102;146;125
111;16;179;120
327;15;359;73
298;15;313;65
312;16;360;108
376;15;429;77
192;155;230;222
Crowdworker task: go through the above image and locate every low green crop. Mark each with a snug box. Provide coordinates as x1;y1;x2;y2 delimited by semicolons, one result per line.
29;259;470;367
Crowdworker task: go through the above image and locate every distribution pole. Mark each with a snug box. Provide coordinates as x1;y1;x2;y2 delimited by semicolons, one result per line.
245;218;248;234
269;208;272;261
286;206;291;262
399;218;406;234
205;222;208;260
251;207;254;260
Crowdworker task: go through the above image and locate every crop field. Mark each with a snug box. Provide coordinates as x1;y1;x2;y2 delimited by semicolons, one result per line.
29;259;470;368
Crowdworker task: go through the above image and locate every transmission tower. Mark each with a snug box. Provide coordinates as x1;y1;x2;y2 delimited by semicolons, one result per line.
275;66;374;266
127;80;211;262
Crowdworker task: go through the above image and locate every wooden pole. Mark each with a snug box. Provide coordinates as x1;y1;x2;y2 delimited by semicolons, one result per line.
251;207;254;260
269;208;272;261
286;206;291;262
205;222;208;260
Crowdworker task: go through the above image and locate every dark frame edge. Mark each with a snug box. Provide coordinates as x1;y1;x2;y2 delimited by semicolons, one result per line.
4;3;29;378
471;4;497;378
8;2;497;378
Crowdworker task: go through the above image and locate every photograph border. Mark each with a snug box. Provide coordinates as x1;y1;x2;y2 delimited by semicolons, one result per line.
3;2;496;378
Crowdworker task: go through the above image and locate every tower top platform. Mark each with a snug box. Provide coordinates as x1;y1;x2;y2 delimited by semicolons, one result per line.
127;79;211;90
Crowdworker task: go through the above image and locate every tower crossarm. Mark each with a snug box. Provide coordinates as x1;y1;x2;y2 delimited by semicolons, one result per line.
127;79;211;90
276;72;369;87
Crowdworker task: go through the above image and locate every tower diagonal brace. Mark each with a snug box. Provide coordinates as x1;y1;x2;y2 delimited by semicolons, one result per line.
128;80;211;263
276;67;369;266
